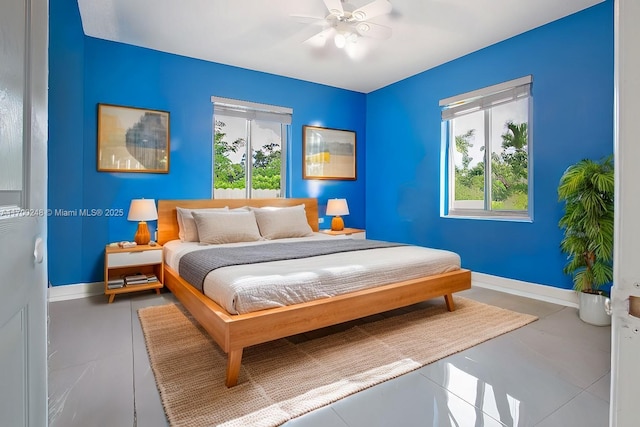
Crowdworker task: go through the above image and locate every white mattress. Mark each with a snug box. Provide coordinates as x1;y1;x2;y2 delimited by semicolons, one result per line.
164;234;461;314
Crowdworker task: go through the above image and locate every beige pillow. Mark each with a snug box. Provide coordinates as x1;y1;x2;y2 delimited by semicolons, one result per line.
191;210;262;244
176;206;228;242
252;204;314;240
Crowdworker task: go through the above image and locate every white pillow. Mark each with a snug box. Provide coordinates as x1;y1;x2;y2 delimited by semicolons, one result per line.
252;204;314;240
191;210;262;244
176;206;228;242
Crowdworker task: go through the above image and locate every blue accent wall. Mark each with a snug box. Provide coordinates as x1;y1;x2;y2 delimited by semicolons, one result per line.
48;0;85;286
48;0;613;289
365;1;613;289
48;0;366;286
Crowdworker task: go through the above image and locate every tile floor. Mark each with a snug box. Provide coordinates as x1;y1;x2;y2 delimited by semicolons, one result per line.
47;286;611;427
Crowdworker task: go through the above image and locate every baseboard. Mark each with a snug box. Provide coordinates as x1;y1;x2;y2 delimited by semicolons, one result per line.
48;282;103;302
472;272;578;308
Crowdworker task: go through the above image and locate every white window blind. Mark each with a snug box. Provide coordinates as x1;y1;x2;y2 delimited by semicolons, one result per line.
440;75;532;121
211;96;292;124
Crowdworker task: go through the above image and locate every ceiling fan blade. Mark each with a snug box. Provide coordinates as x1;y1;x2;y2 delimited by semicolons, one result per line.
290;14;326;26
355;21;392;39
351;0;392;21
322;0;344;16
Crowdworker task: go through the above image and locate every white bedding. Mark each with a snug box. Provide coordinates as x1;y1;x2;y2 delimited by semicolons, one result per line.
164;233;461;314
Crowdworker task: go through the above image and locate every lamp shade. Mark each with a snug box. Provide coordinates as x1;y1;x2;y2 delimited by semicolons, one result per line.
127;199;158;222
326;198;349;216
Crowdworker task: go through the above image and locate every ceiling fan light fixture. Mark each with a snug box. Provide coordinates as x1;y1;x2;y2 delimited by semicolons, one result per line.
303;0;393;54
334;32;347;48
334;31;358;48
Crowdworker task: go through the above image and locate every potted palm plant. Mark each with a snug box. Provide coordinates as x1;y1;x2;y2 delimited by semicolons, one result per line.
558;155;614;326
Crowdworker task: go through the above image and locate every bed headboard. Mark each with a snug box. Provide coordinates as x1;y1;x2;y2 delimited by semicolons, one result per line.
157;198;319;245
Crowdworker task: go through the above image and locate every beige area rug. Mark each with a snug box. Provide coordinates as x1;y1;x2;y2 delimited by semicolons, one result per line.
138;298;537;427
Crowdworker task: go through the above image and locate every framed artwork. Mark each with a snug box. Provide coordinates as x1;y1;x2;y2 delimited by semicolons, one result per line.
97;103;170;173
303;125;356;180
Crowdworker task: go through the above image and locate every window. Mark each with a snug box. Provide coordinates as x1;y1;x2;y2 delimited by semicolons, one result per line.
0;7;25;213
441;76;532;220
212;97;292;199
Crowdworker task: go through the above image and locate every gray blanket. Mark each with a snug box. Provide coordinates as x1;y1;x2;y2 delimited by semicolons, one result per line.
179;239;404;292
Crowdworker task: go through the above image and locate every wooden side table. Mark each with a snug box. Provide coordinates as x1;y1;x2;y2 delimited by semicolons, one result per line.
104;244;164;303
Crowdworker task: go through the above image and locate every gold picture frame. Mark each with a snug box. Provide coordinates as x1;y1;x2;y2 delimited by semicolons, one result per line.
303;125;356;180
97;103;170;173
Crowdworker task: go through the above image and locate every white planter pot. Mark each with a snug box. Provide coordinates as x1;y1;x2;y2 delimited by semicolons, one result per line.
578;292;611;326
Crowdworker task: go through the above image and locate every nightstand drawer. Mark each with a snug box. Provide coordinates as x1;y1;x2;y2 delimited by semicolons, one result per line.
108;249;162;268
349;231;366;239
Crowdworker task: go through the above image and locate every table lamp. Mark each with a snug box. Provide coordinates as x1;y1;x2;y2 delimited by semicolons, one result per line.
326;198;349;231
127;199;158;245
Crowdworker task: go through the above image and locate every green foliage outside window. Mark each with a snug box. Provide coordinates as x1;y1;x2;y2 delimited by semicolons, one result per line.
213;121;281;190
454;121;528;210
214;121;245;189
251;142;281;190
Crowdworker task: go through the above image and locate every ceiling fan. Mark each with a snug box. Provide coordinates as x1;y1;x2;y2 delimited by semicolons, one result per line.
297;0;393;50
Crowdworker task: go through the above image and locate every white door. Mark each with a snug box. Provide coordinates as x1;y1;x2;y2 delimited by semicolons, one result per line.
0;0;48;425
610;1;640;426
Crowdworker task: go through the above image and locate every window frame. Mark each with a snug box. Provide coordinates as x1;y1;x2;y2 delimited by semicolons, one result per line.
211;96;292;199
440;76;533;221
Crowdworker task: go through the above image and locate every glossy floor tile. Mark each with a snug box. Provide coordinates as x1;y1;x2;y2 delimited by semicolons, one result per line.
329;371;507;427
418;333;586;426
535;390;609;427
47;286;611;427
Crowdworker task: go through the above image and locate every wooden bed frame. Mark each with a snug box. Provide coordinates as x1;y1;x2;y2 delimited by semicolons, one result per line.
157;198;471;387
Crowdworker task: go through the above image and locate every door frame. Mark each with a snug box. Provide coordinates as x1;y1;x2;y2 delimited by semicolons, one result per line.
610;0;640;425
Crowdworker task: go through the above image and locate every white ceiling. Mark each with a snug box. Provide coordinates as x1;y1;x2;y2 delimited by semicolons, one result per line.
76;0;604;93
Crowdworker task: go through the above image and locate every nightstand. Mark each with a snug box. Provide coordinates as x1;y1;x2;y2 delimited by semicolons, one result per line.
319;228;366;239
104;244;164;303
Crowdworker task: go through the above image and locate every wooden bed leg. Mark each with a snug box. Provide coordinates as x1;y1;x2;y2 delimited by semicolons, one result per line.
225;348;243;387
444;294;455;311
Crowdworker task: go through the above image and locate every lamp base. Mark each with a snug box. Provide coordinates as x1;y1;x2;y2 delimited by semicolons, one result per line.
134;221;151;245
331;216;344;231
